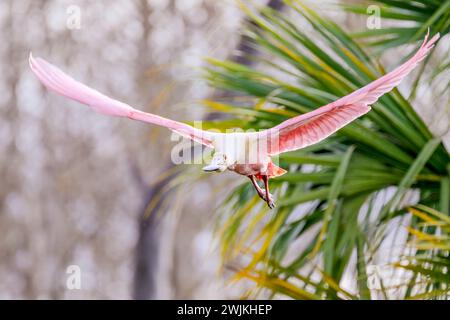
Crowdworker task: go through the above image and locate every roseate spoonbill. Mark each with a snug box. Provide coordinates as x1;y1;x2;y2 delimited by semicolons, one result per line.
29;32;439;209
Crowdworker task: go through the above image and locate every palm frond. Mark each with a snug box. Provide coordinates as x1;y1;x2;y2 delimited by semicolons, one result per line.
203;0;449;300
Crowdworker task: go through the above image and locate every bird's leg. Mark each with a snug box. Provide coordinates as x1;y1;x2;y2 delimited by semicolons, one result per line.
262;175;275;209
249;175;266;200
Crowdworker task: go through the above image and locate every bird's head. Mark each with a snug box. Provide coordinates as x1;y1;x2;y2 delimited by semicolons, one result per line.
203;152;228;173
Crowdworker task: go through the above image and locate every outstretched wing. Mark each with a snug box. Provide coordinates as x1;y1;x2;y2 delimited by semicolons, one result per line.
29;54;215;148
264;31;440;156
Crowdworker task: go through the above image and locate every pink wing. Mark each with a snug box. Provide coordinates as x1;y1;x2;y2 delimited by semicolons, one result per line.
29;54;215;148
264;31;440;155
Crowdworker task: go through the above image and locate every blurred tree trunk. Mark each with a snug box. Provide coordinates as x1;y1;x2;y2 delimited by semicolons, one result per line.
132;0;159;300
131;0;285;299
234;0;284;66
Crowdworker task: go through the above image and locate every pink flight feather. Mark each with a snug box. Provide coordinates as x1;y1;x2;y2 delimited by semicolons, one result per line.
29;53;214;148
265;31;440;155
30;31;439;156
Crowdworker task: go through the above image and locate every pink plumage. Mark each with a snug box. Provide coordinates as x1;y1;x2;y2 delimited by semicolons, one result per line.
265;31;440;155
29;31;439;209
29;53;214;147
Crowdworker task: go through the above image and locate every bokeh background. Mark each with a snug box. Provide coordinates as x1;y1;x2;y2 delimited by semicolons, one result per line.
0;0;448;299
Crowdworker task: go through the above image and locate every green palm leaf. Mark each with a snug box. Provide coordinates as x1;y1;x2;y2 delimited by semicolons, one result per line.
198;0;450;299
341;0;450;98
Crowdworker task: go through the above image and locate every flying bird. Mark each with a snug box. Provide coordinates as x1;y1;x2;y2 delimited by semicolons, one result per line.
29;32;439;209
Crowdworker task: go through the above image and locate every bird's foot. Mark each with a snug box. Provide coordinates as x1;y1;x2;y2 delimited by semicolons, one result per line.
260;190;275;209
259;189;273;201
266;199;276;209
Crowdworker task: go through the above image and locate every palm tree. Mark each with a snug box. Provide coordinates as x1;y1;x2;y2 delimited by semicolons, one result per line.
198;0;449;299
